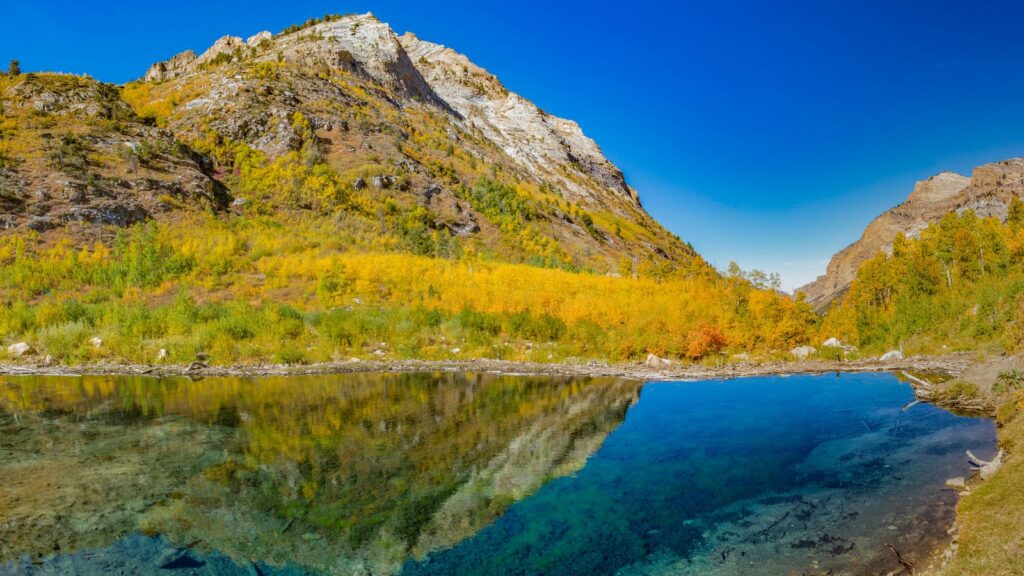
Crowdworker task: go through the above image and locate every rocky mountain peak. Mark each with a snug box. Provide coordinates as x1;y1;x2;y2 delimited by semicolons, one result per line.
140;13;642;212
906;170;970;204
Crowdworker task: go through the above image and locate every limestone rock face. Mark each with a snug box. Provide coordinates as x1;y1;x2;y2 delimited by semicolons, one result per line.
246;31;272;48
800;161;1024;310
144;50;197;82
399;32;639;207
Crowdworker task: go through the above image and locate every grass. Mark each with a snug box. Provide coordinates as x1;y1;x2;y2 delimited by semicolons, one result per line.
940;407;1024;575
931;377;1024;575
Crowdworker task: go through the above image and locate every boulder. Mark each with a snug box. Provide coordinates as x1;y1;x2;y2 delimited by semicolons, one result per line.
353;177;367;190
945;477;966;489
880;350;904;361
790;346;816;360
88;336;103;348
822;337;844;348
644;353;672;368
7;342;33;357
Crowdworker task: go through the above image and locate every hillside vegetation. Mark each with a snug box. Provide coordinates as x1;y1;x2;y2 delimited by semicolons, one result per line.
0;14;819;367
0;218;815;365
821;199;1024;355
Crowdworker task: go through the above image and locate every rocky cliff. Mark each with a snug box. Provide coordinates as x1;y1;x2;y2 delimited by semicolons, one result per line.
800;159;1024;309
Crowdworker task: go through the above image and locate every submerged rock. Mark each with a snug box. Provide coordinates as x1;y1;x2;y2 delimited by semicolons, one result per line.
155;546;205;569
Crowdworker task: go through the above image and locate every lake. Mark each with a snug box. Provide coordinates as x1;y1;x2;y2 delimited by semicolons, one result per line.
0;372;996;575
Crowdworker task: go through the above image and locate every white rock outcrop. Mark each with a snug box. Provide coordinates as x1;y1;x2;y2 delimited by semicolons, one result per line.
246;31;273;47
399;31;638;207
790;346;816;360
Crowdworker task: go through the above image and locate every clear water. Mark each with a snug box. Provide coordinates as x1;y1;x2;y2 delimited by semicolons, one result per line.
0;372;996;575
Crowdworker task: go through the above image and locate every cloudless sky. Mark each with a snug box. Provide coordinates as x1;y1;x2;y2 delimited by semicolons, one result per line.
5;1;1024;290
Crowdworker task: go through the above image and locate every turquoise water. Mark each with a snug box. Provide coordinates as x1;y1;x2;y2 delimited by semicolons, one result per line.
402;373;995;575
0;372;996;575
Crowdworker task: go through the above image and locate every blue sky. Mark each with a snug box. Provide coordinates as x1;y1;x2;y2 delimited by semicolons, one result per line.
5;1;1024;290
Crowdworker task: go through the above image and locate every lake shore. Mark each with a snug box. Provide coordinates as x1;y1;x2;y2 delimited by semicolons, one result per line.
0;353;973;380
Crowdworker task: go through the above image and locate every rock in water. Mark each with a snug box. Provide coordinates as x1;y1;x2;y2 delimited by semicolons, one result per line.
945;477;966;489
155;547;204;570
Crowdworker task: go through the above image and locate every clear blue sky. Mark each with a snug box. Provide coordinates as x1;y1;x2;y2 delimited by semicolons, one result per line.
5;1;1024;290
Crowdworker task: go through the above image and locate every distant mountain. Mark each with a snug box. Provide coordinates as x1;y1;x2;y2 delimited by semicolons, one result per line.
799;159;1024;310
0;12;701;272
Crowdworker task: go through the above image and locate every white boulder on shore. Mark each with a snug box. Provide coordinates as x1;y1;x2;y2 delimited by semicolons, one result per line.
790;346;816;360
7;342;32;357
822;337;857;352
644;353;672;368
880;350;904;361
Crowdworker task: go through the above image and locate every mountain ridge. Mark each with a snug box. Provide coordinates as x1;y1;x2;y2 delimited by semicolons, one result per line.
799;158;1024;309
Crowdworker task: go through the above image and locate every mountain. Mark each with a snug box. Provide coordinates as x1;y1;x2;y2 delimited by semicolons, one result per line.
0;13;819;367
799;159;1024;310
16;11;693;273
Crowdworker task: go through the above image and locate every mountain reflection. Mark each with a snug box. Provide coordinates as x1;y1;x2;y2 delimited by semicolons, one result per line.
0;372;641;574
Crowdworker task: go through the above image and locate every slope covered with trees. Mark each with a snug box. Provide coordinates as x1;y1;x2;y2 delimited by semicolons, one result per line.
821;199;1024;355
0;14;817;366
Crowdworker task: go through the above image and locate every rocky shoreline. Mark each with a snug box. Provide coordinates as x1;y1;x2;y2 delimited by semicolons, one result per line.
0;353;973;381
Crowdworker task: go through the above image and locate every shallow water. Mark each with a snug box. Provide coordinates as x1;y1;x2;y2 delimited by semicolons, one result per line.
0;372;996;575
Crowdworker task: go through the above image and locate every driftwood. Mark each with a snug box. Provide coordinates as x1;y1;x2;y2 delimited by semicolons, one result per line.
185;361;209;372
967;449;1005;480
900;372;992;414
885;543;914;574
